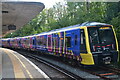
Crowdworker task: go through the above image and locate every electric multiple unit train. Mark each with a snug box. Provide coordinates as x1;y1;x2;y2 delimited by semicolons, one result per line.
1;22;119;65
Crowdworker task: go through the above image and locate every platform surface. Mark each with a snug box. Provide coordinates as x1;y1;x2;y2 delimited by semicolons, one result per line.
0;48;50;79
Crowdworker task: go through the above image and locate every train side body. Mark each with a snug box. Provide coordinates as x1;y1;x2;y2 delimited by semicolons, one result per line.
1;22;119;66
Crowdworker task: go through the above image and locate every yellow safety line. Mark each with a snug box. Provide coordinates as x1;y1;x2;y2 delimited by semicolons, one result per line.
3;49;33;78
3;50;25;78
12;54;33;78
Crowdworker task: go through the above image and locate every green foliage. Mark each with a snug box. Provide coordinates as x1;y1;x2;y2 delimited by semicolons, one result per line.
110;12;120;50
4;2;120;50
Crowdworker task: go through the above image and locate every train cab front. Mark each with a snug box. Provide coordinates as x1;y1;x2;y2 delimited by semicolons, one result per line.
87;25;119;65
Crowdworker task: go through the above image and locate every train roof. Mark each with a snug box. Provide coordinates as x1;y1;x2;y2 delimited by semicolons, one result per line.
2;22;112;39
48;22;111;32
34;22;112;36
81;22;111;26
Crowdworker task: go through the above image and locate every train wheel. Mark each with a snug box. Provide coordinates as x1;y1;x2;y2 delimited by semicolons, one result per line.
68;58;77;66
77;61;83;67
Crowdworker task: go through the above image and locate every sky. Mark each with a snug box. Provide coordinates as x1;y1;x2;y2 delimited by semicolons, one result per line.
37;0;65;8
19;0;65;8
34;0;64;8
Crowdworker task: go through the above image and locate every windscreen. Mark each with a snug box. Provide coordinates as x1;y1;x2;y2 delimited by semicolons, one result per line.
88;26;117;52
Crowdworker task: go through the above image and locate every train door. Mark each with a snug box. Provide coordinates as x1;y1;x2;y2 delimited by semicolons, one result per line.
8;40;10;48
55;34;59;53
52;34;55;52
29;37;32;49
16;39;19;48
80;29;87;53
71;29;80;56
53;33;59;53
47;35;52;52
32;37;36;50
19;38;22;48
21;38;24;49
18;39;21;48
65;31;72;54
59;32;64;53
43;35;47;49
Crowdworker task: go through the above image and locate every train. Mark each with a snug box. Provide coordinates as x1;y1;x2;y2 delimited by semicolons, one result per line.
1;22;119;66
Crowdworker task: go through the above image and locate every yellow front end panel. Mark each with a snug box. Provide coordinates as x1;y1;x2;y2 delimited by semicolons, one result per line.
80;53;94;65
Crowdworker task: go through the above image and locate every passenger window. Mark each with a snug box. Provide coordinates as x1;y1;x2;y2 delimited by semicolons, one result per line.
80;29;87;53
37;36;46;46
66;37;71;48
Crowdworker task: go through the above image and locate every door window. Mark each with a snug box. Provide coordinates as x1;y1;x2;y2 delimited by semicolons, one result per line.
80;29;87;53
66;37;71;48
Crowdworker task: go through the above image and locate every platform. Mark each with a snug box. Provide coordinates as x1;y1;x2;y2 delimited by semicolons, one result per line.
0;48;50;79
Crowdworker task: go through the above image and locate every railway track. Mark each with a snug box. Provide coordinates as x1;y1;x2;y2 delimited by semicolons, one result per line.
81;66;119;80
25;53;119;80
18;51;85;80
105;65;120;74
16;50;120;80
84;64;120;80
97;65;120;79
